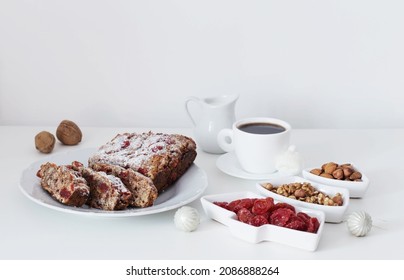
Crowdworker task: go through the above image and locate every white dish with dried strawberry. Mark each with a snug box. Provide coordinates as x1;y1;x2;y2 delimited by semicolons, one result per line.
256;176;349;223
200;191;325;251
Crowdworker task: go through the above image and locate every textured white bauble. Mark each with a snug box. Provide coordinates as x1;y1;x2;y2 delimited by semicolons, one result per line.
174;206;200;232
346;211;372;237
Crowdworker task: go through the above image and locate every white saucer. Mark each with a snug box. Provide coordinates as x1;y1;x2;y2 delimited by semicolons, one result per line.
216;152;280;180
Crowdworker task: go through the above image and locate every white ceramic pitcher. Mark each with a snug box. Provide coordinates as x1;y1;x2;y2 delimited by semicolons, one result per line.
185;94;238;154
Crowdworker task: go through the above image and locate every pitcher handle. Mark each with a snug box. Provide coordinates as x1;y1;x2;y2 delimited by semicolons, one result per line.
217;128;234;153
185;96;201;126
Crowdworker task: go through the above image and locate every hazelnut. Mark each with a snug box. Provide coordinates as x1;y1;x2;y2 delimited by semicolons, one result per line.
320;172;334;179
332;168;344;180
324;197;335;206
350;171;362;180
294;189;306;199
35;131;55;153
56;120;82;145
323;162;338;174
332;193;343;206
261;183;274;191
342;166;354;178
310;168;322;176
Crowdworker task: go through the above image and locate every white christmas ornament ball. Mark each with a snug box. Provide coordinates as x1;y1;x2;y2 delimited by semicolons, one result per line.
275;145;303;176
347;211;372;237
174;206;200;232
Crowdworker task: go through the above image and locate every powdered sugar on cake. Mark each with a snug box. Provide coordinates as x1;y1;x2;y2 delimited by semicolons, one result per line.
106;173;129;193
89;131;197;193
89;132;186;172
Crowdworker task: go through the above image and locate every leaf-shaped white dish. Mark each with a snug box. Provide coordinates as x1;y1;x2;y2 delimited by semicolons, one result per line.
302;165;370;198
256;176;349;223
200;191;325;251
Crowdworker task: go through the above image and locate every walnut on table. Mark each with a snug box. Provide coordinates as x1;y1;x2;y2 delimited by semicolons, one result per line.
35;131;55;153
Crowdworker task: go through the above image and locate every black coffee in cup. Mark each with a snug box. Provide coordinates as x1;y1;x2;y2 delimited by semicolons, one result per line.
238;122;286;135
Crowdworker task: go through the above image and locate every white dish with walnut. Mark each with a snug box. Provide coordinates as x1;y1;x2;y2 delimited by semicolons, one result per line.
256;176;350;223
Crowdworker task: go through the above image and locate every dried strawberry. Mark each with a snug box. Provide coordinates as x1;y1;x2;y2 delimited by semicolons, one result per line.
285;216;307;231
307;217;320;233
265;197;275;208
251;198;271;215
237;208;254;223
297;212;311;224
260;211;270;220
249;215;269;227
272;202;296;213
269;208;295;227
226;199;241;212
234;198;255;212
213;201;228;209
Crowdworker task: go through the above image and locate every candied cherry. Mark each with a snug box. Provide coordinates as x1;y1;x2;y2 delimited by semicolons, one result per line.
121;140;130;149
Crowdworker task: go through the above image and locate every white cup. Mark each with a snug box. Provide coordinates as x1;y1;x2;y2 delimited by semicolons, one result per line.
217;117;291;174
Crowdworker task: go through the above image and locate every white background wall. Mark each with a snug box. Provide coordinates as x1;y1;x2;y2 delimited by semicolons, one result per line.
0;0;403;129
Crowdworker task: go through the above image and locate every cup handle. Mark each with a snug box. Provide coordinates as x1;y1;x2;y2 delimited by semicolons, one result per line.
185;96;201;126
217;128;234;153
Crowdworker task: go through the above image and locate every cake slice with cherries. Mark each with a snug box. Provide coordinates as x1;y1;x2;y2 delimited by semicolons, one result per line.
36;162;90;207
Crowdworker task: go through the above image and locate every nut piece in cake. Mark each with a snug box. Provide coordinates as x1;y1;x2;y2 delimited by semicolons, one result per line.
36;162;90;207
90;163;158;208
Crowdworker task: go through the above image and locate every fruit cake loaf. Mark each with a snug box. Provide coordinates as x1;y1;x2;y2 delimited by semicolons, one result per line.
36;162;90;207
89;163;158;208
88;132;197;192
71;161;133;210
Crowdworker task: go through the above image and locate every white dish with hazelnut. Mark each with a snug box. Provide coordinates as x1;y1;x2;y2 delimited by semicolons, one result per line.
201;191;325;251
302;163;369;198
256;176;349;223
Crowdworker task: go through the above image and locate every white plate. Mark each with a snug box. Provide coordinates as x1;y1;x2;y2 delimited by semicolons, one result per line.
256;176;349;223
302;166;370;198
19;148;208;217
201;191;325;251
216;152;280;180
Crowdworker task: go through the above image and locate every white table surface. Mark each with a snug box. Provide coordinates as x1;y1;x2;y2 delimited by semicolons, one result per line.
1;126;403;260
